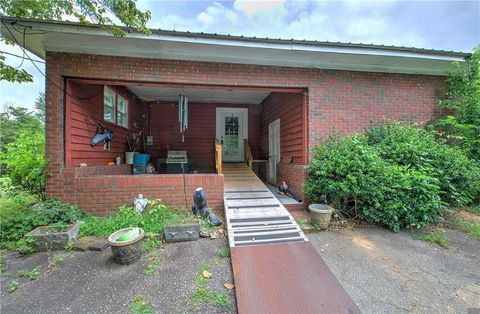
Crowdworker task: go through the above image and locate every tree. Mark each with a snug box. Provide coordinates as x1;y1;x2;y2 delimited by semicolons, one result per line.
0;99;46;197
0;104;42;153
433;47;480;161
34;92;45;122
0;0;151;82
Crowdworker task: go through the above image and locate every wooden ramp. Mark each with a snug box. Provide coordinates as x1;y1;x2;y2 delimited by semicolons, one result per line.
223;163;360;314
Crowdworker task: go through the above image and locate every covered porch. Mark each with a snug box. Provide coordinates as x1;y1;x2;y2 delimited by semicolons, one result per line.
62;79;307;214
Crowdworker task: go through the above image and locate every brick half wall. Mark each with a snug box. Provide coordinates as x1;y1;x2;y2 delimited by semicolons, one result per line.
52;168;224;216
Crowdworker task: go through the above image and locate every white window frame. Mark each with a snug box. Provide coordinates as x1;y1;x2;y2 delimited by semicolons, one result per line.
103;86;128;128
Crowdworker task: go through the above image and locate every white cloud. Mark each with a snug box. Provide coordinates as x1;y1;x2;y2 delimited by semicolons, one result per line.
197;2;238;25
233;0;285;16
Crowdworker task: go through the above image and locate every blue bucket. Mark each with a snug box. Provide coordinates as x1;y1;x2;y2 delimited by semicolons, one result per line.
134;153;150;165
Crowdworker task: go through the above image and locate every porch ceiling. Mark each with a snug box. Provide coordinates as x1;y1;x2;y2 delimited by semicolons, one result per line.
127;86;270;104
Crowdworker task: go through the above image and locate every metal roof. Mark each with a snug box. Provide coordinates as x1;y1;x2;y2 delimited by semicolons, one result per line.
0;16;468;75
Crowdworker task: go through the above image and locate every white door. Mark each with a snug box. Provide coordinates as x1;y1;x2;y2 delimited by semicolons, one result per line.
216;108;248;162
269;119;280;184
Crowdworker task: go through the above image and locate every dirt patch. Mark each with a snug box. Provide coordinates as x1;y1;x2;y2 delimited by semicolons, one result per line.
457;210;480;224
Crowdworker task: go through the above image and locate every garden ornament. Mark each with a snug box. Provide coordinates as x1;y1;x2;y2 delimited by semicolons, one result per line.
192;187;222;226
134;194;148;214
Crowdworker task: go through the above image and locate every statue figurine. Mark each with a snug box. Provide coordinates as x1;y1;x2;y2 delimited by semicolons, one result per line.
134;194;148;214
192;187;222;226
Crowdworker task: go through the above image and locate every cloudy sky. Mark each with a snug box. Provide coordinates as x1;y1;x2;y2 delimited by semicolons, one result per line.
1;0;479;110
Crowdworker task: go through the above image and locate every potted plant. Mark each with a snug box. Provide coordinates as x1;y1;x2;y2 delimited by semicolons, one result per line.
308;203;334;230
108;227;145;264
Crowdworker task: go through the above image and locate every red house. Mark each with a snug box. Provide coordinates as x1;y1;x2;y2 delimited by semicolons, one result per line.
1;17;467;215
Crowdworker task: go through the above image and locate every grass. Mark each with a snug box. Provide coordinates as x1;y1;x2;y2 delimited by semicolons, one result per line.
218;247;230;258
195;264;212;286
131;295;153;314
17;266;41;280
297;218;307;228
186;262;232;311
453;220;480;240
414;229;450;248
144;258;161;276
191;287;210;306
210;292;231;308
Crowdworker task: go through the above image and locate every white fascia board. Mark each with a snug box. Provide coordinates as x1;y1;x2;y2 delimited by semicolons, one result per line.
6;18;465;63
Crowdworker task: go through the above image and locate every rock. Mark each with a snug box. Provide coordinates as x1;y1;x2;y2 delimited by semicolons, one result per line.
75;236;109;252
210;231;218;239
89;241;110;251
200;231;209;238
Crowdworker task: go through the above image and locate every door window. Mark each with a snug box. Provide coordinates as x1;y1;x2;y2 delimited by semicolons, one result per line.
224;115;240;157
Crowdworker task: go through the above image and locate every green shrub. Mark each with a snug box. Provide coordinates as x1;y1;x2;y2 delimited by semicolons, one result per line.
0;198;85;249
304;135;384;212
366;122;480;206
305;132;447;232
80;200;191;237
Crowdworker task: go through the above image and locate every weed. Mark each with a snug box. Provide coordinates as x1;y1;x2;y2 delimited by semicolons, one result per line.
210;292;231;308
191;287;210;305
80;200;193;237
144;258;161;276
414;229;450;248
218;247;230;258
0;263;4;273
142;233;162;253
195;263;212;285
18;266;41;280
48;252;73;268
297;218;307;228
64;241;75;251
131;295;153;314
463;204;480;215
9;280;19;293
311;223;321;233
16;237;35;254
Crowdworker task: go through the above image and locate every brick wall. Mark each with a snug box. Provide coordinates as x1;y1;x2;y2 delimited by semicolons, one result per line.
45;52;445;215
62;169;223;215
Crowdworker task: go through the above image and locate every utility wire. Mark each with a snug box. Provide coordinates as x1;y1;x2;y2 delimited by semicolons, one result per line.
2;21;104;101
0;51;45;63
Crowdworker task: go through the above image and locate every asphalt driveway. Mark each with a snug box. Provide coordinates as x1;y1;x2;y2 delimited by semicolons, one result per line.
1;227;478;314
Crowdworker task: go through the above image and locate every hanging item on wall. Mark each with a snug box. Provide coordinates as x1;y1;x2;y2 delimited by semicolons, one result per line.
88;119;113;151
178;94;188;143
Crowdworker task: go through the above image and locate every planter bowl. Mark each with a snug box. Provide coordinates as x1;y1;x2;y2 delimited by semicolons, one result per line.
108;227;145;265
25;222;80;251
309;204;334;229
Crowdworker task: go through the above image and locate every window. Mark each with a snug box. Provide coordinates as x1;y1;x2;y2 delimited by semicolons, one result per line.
103;86;128;128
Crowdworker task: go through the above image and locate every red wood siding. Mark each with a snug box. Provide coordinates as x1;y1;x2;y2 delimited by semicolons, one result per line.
65;82;146;166
146;101;261;171
260;93;304;164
